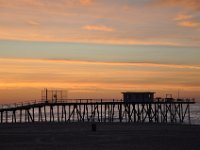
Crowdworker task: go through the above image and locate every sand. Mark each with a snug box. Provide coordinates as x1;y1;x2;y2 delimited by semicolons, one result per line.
0;123;200;150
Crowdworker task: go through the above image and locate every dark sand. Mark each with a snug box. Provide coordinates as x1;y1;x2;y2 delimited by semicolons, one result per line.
0;123;200;150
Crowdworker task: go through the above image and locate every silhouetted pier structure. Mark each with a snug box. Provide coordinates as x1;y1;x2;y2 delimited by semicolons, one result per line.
0;99;195;124
0;89;195;124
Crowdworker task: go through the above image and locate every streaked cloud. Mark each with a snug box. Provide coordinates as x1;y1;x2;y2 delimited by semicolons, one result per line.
27;20;40;26
48;59;200;70
0;0;95;8
174;14;200;28
79;0;94;5
83;25;114;32
0;27;183;46
178;20;200;27
0;58;200;70
0;1;200;102
174;14;193;21
0;0;200;47
155;0;200;10
0;57;199;102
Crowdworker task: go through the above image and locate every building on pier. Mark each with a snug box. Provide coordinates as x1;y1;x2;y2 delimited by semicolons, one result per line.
122;92;155;102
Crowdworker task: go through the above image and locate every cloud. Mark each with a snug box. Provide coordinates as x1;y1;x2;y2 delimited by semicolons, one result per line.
174;14;193;21
49;59;200;70
178;20;200;27
27;20;40;26
155;0;200;10
0;26;186;47
0;0;200;47
83;25;114;32
0;57;200;101
0;0;95;8
1;58;200;70
79;0;94;5
174;14;200;28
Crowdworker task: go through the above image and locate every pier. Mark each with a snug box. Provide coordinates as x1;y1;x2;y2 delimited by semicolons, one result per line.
0;99;195;124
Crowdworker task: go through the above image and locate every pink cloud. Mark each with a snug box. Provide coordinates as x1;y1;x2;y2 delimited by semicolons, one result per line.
83;25;114;32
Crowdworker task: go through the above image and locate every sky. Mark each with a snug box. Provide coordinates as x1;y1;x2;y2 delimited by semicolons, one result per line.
0;0;200;103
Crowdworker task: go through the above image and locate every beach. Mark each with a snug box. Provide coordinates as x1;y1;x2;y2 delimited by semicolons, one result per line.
0;123;199;150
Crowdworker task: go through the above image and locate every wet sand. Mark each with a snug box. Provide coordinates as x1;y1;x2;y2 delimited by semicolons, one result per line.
0;123;199;150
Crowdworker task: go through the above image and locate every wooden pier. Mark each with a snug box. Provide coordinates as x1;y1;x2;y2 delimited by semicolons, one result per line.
0;99;195;124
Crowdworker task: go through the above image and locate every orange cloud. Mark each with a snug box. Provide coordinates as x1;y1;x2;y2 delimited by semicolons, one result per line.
174;14;193;21
0;58;200;70
178;21;200;27
0;0;200;48
47;59;200;70
155;0;200;10
83;25;114;32
0;58;200;102
174;14;200;28
0;0;94;8
1;26;185;46
26;20;40;26
79;0;94;5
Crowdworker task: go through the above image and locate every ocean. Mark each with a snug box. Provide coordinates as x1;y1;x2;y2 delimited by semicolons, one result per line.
190;102;200;125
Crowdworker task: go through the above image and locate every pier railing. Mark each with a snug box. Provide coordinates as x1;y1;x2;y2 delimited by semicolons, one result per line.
0;99;123;109
0;98;195;110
